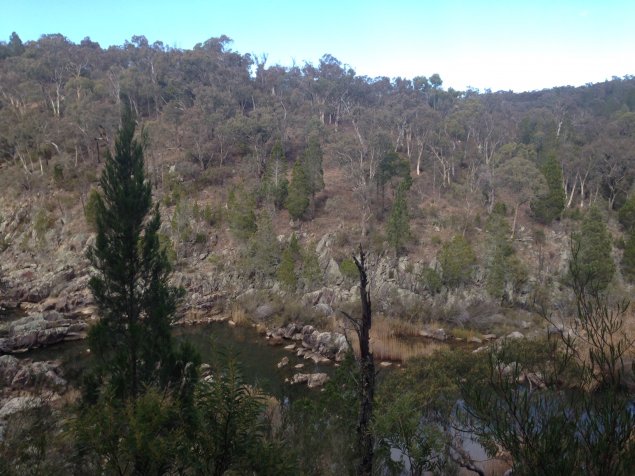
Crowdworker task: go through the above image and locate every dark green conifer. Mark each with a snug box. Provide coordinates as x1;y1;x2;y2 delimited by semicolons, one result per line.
386;182;411;255
87;106;186;400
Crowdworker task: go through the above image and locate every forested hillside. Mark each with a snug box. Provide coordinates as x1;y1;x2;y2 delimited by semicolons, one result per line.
2;31;635;326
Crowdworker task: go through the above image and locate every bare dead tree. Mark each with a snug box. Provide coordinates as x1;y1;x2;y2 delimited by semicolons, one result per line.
341;246;375;476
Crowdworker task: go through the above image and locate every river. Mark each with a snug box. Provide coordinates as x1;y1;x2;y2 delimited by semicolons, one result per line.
12;320;332;401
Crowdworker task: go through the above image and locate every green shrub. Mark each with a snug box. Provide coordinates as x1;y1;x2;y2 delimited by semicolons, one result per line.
438;235;477;287
339;258;359;282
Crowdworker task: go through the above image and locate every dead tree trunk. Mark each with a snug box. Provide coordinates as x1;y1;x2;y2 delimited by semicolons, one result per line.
353;247;374;476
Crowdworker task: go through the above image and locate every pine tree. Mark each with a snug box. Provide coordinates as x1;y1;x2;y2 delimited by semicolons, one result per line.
228;186;257;241
87;106;185;400
386;183;410;256
286;160;310;220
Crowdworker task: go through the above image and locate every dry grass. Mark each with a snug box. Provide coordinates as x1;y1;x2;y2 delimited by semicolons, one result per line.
230;304;250;327
339;316;442;363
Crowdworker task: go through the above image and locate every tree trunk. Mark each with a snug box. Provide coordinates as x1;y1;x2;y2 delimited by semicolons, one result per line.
353;248;374;476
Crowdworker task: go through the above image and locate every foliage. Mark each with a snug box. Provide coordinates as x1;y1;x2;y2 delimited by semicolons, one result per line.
286;160;310;220
301;242;323;290
300;137;325;199
386;182;411;256
485;212;526;301
85;106;195;400
570;206;615;291
419;267;443;296
74;389;182;475
227;185;257;241
339;257;359;282
621;230;635;282
531;154;565;224
190;354;293;475
618;193;635;232
84;188;101;231
277;246;297;289
461;247;635;476
244;212;280;279
438;235;477;287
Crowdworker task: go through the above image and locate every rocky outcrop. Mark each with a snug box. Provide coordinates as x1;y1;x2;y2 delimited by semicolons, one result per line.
267;322;349;362
0;311;88;353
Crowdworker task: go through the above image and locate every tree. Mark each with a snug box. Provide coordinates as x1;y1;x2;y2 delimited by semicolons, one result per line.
531;154;565;224
300;137;325;201
571;207;615;291
286;160;310;220
438;235;477;287
86;105;186;400
621;231;635;282
494;156;547;238
340;248;375;476
386;182;411;256
227;185;257;241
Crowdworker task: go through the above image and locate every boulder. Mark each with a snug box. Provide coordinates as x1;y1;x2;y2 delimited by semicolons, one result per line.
290;372;329;389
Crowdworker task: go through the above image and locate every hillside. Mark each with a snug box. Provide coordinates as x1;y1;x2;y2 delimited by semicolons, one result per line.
1;33;635;345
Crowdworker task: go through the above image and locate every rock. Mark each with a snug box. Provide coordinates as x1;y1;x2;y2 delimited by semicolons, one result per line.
324;258;344;285
431;328;447;341
284;344;296;351
314;302;333;316
468;336;483;344
0;356;19;385
277;357;289;368
294;363;304;369
0;396;42;419
290;372;329;388
507;331;525;340
379;361;392;367
482;334;497;341
254;303;275;321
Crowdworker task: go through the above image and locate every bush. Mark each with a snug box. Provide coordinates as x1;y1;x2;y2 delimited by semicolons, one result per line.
438;235;477;287
339;258;359;282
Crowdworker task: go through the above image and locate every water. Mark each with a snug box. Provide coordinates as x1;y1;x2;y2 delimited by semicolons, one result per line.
15;321;332;401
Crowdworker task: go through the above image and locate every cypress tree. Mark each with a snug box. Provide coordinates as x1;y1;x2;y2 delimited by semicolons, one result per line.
87;106;185;400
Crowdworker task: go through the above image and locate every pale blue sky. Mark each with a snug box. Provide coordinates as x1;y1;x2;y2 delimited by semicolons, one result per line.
2;0;634;92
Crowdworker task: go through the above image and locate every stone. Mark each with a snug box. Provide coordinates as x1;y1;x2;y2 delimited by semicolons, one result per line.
277;357;289;368
468;336;483;345
284;344;296;351
290;372;329;388
507;331;524;340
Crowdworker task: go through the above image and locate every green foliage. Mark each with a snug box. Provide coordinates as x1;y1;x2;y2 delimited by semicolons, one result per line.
463;248;635;476
570;207;615;291
419;267;442;296
52;163;64;186
301;243;323;290
282;353;359;475
339;257;359;282
33;208;54;245
277;247;297;290
244;212;280;278
259;140;289;209
485;212;527;301
84;189;101;231
618;193;635;231
286;160;310;220
227;186;257;241
300;137;325;199
75;389;181;475
86;106;194;400
438;235;477;287
531;154;565;224
191;354;293;475
386;182;411;256
621;230;635;282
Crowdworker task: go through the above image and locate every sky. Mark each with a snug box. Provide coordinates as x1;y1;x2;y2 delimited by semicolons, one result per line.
2;0;634;92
